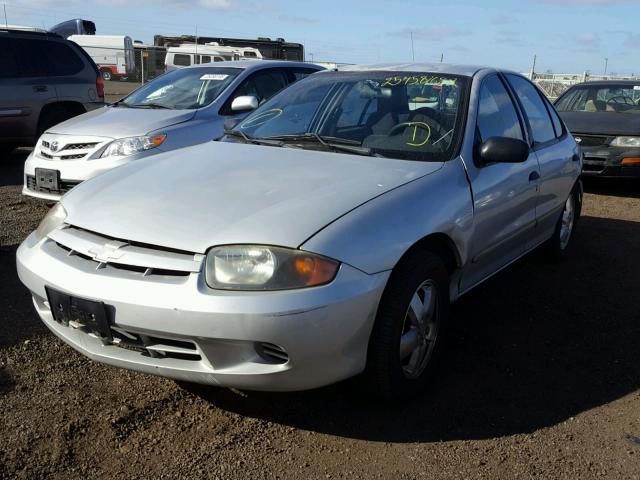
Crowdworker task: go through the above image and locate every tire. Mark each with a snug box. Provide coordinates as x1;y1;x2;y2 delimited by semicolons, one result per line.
543;181;582;262
101;69;112;81
365;249;450;401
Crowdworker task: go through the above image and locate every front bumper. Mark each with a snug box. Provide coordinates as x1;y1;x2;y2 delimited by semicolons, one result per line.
22;149;146;201
16;232;389;391
581;145;640;177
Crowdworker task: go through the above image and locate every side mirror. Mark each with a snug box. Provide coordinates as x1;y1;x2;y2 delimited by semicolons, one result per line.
223;117;242;131
479;137;529;164
231;95;259;113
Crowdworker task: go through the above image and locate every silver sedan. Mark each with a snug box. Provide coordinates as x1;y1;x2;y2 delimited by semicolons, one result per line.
16;64;582;400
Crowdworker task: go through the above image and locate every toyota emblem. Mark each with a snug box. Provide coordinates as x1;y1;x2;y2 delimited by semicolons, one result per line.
50;141;59;152
574;137;582;144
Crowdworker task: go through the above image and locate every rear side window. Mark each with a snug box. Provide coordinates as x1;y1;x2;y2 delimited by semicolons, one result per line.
173;54;191;66
251;69;289;101
11;38;48;77
44;42;85;76
506;74;556;145
477;75;524;142
0;38;19;78
201;55;211;64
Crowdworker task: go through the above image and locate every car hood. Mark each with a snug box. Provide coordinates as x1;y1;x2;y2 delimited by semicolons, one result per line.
62;142;443;254
48;106;197;138
559;111;640;136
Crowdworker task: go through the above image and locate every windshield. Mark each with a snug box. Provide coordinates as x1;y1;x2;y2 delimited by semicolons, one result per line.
121;67;242;110
233;71;468;161
556;84;640;114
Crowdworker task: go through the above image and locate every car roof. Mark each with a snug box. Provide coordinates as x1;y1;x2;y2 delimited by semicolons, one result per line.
181;59;323;72
0;28;63;40
568;80;640;87
335;63;492;77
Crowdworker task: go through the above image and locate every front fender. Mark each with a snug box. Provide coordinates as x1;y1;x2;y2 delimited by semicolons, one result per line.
301;158;474;275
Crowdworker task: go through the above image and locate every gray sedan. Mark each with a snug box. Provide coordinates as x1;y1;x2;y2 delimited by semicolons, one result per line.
22;60;322;200
17;64;582;400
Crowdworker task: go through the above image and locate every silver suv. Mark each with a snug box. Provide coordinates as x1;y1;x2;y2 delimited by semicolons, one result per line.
0;28;105;155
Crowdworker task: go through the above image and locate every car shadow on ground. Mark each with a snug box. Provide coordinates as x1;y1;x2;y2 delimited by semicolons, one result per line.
188;215;640;442
0;148;30;188
0;245;49;349
583;176;640;199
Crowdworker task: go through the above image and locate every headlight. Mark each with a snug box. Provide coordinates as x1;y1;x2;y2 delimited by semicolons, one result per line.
610;136;640;148
34;203;67;242
100;134;166;158
205;245;340;290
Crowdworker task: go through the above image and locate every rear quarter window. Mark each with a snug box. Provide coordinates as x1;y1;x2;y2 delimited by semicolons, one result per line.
506;74;556;145
44;42;85;76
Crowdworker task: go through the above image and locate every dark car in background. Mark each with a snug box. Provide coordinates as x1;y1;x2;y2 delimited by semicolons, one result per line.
0;28;105;155
555;81;640;177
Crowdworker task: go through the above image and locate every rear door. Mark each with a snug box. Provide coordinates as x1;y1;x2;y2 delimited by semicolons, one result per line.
43;41;95;104
460;74;540;292
0;36;57;143
504;74;578;247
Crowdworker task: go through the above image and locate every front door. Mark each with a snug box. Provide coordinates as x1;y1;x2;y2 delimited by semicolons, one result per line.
460;74;540;292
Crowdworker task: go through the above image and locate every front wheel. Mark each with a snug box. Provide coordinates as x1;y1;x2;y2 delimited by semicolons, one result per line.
365;250;450;401
101;69;112;81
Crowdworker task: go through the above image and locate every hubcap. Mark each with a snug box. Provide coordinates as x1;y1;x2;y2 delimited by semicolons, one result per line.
559;195;575;250
399;280;439;379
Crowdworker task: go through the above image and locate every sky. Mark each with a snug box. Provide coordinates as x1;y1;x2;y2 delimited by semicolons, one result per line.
4;0;640;75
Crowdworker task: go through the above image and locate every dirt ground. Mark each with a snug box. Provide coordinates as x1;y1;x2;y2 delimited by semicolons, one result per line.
1;148;639;479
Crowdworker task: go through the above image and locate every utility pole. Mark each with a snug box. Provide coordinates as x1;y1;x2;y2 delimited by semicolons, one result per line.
440;53;444;63
604;57;609;75
3;4;8;29
410;31;415;62
195;25;198;59
310;52;314;62
530;54;537;80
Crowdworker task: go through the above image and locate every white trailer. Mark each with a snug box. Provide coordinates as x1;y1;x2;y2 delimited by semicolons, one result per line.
69;34;135;80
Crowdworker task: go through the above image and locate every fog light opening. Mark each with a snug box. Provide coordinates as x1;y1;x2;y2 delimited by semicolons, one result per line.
256;342;289;364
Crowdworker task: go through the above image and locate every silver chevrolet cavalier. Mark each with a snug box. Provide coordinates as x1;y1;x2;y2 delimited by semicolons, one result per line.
16;64;582;400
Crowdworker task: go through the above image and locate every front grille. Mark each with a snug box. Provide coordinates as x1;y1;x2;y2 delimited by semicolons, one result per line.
575;134;609;148
25;174;80;195
60;154;85;160
47;226;203;280
110;329;201;361
64;142;99;150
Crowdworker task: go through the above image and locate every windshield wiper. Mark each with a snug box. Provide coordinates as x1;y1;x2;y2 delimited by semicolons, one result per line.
263;133;383;157
224;129;285;147
109;100;130;108
127;102;172;109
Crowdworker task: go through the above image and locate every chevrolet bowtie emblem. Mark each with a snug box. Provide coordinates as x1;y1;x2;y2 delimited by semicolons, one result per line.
88;241;128;263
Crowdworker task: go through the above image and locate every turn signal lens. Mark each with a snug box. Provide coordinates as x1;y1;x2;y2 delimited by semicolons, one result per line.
621;157;640;165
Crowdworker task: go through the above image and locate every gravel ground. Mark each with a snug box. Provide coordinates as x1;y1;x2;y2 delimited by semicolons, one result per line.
1;148;640;479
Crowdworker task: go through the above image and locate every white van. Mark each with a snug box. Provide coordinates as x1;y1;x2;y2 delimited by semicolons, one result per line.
69;34;135;80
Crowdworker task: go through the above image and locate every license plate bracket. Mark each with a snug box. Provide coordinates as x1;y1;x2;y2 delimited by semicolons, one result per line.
45;287;112;342
35;168;59;191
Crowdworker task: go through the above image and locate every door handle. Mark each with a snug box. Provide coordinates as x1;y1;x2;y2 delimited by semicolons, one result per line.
33;85;48;92
529;171;540;182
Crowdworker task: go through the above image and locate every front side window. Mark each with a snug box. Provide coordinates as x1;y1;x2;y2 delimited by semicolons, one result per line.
234;71;468;162
0;38;18;78
506;74;556;144
556;84;640;114
173;54;191;67
477;75;524;142
11;38;48;77
121;67;241;109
